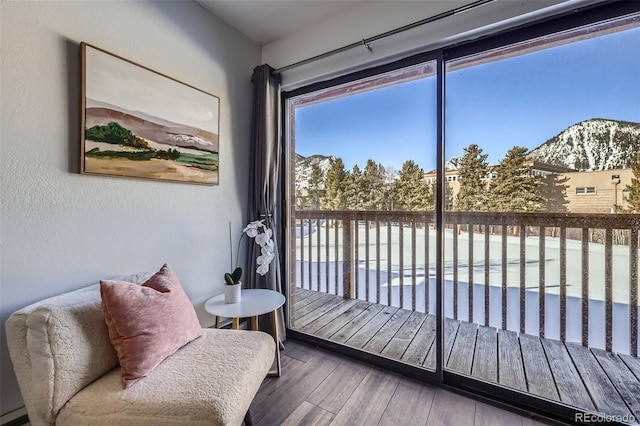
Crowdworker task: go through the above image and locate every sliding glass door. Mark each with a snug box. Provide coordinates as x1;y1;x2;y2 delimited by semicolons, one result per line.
284;5;640;424
443;14;640;423
286;62;439;376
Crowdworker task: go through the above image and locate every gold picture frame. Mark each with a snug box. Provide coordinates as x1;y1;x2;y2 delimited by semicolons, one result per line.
80;42;220;185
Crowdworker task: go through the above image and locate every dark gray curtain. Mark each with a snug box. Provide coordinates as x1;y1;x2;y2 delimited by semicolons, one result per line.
246;64;285;342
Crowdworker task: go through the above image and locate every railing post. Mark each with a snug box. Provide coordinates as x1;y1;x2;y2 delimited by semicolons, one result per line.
560;226;567;343
539;226;546;338
581;227;589;347
484;224;490;327
520;225;526;334
343;216;354;300
300;218;306;290
452;215;458;320
605;228;613;352
630;227;638;357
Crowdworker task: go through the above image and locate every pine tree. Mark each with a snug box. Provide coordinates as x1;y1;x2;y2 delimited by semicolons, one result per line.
295;188;307;209
321;158;348;210
489;146;543;212
626;151;640;213
393;160;433;211
382;166;398;211
345;165;367;210
538;174;569;213
307;164;324;210
455;144;489;211
362;159;386;210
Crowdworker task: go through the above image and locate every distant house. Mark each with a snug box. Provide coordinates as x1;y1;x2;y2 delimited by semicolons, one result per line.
562;168;633;213
424;162;633;213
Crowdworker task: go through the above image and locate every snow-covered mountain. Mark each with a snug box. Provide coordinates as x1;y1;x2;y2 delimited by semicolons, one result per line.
527;118;640;171
294;154;335;190
294;119;639;188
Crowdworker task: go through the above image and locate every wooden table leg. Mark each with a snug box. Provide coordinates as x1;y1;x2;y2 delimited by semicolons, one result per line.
252;315;259;331
215;316;220;329
267;310;281;377
232;317;239;330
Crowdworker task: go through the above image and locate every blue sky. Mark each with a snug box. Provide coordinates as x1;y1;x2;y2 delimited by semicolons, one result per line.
295;25;639;172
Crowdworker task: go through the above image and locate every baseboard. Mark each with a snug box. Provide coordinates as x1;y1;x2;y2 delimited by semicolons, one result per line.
1;407;28;426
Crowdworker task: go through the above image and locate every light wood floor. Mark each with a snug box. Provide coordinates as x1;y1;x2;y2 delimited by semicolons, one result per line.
250;338;557;426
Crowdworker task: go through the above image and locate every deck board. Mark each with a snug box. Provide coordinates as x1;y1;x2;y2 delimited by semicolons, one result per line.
363;308;412;354
380;311;427;359
620;353;640;380
312;300;370;338
540;338;594;410
519;332;559;400
497;329;527;392
331;303;386;343
345;305;398;348
294;297;346;328
293;287;318;303
447;320;478;375
591;348;640;420
297;298;359;334
293;290;327;309
424;317;460;370
293;288;639;421
401;314;436;365
294;293;340;319
472;325;498;382
565;342;632;417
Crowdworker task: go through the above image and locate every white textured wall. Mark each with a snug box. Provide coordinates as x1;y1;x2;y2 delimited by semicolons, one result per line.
1;0;260;414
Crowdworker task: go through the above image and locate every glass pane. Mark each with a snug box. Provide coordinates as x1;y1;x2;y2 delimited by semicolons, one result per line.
287;62;438;372
444;14;640;422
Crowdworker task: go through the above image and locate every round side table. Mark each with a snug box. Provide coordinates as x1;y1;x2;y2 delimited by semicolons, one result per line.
205;289;285;377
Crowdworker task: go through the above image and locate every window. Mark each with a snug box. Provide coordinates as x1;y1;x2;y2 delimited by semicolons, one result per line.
576;186;596;194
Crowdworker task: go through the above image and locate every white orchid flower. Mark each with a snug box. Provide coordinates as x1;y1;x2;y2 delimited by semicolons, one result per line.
262;241;274;254
256;264;269;276
229;219;275;282
260;251;275;263
257;252;274;264
255;230;272;246
243;220;264;234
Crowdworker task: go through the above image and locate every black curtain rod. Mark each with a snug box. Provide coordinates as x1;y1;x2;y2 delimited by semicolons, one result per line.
272;0;494;75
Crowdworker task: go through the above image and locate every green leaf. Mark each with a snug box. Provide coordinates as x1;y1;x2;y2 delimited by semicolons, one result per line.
224;273;236;285
231;267;242;283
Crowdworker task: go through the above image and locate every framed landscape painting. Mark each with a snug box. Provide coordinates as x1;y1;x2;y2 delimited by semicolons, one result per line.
80;42;219;185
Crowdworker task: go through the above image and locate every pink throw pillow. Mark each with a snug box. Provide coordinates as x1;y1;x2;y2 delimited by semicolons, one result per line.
100;264;203;388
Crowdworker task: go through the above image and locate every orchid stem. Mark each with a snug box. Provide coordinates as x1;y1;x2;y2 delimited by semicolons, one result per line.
228;221;233;271
235;233;244;270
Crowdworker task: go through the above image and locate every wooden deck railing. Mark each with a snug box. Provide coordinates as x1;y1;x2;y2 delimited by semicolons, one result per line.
291;210;640;356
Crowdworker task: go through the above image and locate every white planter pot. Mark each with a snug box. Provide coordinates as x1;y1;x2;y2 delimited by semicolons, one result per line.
224;283;241;304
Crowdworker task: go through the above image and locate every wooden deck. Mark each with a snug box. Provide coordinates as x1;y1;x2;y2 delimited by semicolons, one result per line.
292;288;640;423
